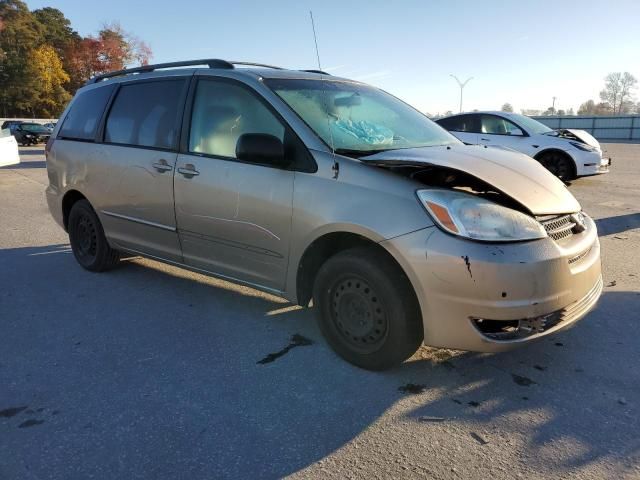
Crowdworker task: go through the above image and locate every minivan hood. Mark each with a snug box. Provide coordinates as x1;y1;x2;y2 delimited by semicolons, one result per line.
360;144;581;215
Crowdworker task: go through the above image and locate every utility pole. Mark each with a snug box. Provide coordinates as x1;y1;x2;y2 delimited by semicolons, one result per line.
450;75;473;113
552;96;557;114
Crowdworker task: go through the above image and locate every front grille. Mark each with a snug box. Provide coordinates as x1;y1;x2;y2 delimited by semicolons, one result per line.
539;214;576;241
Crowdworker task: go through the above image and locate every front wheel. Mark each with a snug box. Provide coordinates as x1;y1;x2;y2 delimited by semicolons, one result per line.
68;199;120;272
313;247;423;371
537;151;576;181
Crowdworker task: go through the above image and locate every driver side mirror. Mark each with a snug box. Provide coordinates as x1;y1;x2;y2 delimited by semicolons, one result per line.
236;133;289;168
509;128;524;136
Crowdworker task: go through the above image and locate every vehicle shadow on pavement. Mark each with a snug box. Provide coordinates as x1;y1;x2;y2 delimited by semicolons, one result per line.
2;160;47;169
595;213;640;236
400;290;640;473
17;148;45;156
1;244;638;478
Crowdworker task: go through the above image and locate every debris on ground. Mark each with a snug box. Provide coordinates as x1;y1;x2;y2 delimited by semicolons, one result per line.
418;416;446;422
470;432;489;445
398;383;427;394
607;280;617;287
0;406;28;418
512;373;537;387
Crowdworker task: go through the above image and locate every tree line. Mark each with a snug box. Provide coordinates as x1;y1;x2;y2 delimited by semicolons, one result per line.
0;0;151;118
503;72;639;117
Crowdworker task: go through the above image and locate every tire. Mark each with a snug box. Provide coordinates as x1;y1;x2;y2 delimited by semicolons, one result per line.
68;199;120;272
537;151;576;181
312;247;423;371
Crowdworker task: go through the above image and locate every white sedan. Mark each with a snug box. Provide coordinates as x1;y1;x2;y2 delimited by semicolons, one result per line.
436;111;611;180
0;129;20;167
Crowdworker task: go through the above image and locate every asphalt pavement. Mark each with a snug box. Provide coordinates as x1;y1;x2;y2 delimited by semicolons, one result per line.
0;144;639;479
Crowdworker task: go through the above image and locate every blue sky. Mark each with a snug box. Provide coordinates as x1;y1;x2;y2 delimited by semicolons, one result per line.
27;0;640;115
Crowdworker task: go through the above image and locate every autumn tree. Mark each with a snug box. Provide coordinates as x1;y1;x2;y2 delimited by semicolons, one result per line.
0;0;152;116
31;44;71;116
65;23;152;91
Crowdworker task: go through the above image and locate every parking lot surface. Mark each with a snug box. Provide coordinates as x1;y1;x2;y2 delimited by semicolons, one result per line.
1;144;639;479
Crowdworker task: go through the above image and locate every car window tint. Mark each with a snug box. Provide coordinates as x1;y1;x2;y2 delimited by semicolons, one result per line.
189;80;284;160
105;80;186;150
480;115;519;135
59;85;115;141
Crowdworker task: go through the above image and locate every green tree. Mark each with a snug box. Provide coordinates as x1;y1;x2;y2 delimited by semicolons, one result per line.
0;0;44;116
32;7;78;56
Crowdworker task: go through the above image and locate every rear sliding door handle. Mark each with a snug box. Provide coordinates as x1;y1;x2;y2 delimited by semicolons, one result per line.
152;160;173;172
177;164;200;177
480;138;490;141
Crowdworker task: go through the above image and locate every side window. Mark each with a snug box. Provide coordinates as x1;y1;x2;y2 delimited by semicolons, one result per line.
105;79;186;150
189;80;285;160
438;115;478;133
59;84;115;141
480;115;519;135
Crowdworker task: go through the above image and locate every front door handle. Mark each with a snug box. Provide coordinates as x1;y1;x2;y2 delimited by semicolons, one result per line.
177;164;200;177
480;138;490;141
152;160;173;172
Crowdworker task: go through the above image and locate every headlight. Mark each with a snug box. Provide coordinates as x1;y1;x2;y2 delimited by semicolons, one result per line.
417;189;547;242
570;141;598;152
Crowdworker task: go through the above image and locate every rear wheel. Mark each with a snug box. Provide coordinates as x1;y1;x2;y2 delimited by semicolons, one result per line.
312;247;423;371
537;151;575;181
68;199;119;272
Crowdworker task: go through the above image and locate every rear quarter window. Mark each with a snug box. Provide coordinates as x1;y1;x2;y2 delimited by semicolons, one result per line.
59;85;115;141
105;79;187;150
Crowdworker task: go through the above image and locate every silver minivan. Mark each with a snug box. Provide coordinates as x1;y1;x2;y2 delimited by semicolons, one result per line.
46;59;602;370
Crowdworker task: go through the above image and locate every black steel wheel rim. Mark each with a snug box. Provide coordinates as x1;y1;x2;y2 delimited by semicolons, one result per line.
330;276;388;353
74;213;97;261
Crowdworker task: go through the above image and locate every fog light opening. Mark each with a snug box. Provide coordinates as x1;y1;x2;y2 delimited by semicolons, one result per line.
471;314;555;341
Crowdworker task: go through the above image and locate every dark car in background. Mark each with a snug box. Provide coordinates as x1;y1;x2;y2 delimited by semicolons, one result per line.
10;122;51;146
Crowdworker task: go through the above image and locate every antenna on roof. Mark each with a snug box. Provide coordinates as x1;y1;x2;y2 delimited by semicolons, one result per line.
310;10;339;179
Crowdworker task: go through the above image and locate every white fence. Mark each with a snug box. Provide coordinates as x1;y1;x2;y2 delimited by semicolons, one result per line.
1;118;57;126
532;115;640;141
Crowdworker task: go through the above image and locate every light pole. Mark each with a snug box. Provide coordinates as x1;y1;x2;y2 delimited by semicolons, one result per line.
450;75;473;113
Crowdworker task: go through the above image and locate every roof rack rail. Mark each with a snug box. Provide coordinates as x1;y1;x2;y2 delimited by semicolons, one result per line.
229;61;284;70
87;58;234;84
86;59;297;85
300;69;331;75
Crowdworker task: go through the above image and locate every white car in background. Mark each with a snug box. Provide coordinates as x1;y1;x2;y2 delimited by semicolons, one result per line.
436;111;611;180
0;129;20;167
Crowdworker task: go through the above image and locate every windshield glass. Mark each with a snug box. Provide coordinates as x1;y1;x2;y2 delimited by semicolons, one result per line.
508;114;552;135
21;123;50;133
265;79;459;154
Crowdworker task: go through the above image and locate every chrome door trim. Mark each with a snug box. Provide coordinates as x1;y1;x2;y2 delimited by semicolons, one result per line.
101;210;176;232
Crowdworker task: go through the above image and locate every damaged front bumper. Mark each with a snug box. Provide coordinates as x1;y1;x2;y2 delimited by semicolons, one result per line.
381;214;602;352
